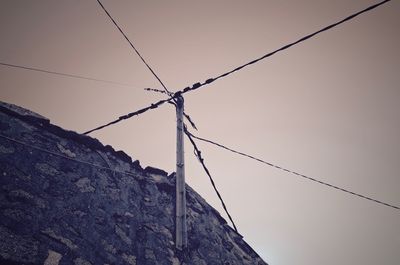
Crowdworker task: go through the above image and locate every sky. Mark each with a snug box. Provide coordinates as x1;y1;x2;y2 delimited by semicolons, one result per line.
1;0;399;264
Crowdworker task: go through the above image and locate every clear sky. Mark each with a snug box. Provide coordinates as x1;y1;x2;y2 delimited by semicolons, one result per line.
1;1;399;264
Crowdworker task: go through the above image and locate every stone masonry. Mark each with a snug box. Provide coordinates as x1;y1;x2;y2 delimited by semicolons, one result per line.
0;102;267;265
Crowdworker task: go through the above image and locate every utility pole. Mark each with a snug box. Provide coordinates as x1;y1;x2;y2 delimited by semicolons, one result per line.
175;95;187;250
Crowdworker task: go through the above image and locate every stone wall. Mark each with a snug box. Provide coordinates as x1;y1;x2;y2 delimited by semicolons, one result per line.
0;102;267;265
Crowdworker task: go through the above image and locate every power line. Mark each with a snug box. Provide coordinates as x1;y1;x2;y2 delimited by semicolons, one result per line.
0;62;135;87
96;0;198;130
144;88;198;130
185;130;400;211
84;0;392;134
184;128;239;232
144;88;173;97
179;0;393;94
0;131;237;232
95;0;174;98
83;97;171;135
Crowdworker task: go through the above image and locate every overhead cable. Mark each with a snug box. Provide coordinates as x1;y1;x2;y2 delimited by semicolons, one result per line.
0;62;134;87
144;88;198;130
84;0;392;135
186;130;400;211
96;0;197;130
83;97;171;135
95;0;170;93
144;87;173;97
180;0;393;94
0;132;236;232
184;127;239;232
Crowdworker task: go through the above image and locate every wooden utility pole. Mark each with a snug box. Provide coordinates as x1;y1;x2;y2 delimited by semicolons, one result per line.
175;95;187;250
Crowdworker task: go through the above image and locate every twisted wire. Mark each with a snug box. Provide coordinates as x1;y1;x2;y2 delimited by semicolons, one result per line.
186;131;400;211
184;127;239;232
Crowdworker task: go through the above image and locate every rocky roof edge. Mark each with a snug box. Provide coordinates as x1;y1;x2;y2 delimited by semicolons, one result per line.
0;101;265;262
0;101;140;169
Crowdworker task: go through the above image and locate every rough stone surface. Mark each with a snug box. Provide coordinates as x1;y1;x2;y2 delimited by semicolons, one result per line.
44;250;63;265
0;101;268;265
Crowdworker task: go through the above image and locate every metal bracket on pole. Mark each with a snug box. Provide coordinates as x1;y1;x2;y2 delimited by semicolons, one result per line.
175;95;187;250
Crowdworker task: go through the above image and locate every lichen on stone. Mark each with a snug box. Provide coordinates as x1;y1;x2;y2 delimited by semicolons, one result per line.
35;163;59;176
124;211;134;218
0;144;14;154
73;257;92;265
101;239;116;255
122;253;136;265
74;177;95;193
107;188;120;200
41;228;78;250
145;248;156;261
57;143;76;158
35;197;47;209
44;250;62;265
9;189;33;200
115;225;131;245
